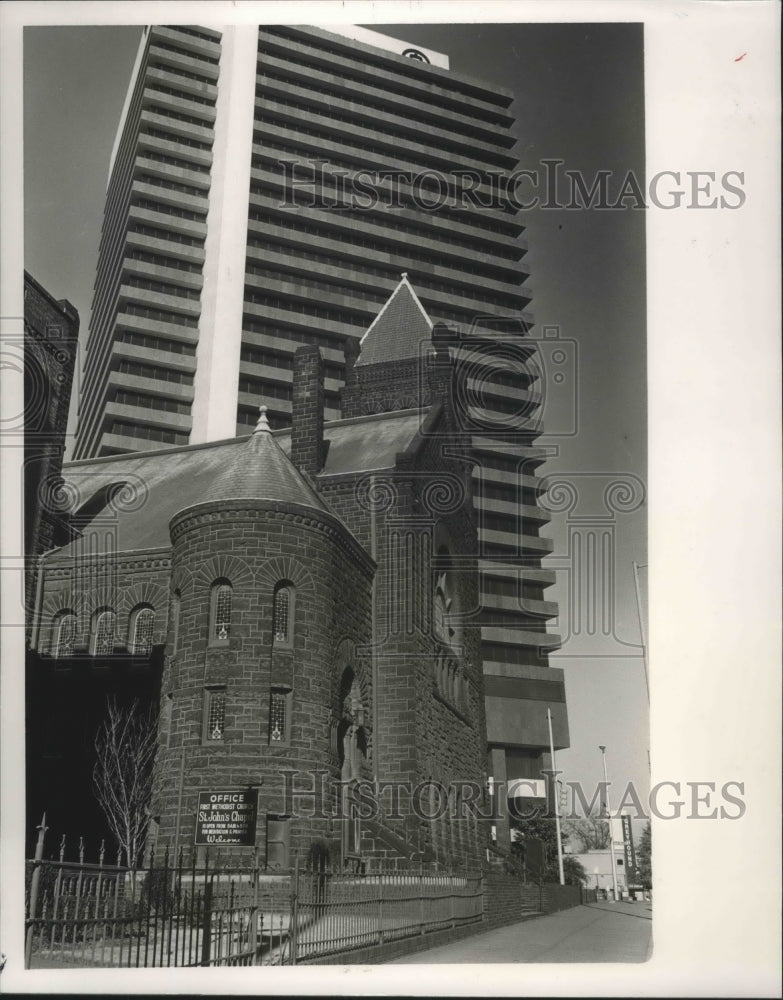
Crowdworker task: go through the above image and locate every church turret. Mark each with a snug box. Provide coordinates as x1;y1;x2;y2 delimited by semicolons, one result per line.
151;407;375;867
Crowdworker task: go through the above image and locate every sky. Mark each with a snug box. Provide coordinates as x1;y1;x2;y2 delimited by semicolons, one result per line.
23;21;649;819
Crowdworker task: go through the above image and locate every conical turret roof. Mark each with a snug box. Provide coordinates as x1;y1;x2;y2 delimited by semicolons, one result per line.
356;273;434;366
180;406;330;513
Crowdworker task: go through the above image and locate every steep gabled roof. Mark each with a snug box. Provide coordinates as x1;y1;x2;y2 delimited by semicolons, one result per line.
356;273;434;366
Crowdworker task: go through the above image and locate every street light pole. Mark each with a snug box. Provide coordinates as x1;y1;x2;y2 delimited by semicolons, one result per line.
547;707;565;885
632;560;649;704
599;745;620;902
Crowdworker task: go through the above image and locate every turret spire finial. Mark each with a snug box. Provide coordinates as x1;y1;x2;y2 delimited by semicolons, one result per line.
254;405;271;434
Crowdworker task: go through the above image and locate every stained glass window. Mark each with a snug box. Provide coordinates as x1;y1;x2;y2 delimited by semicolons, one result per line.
212;583;231;642
93;611;115;655
272;584;291;644
269;689;288;743
132;607;155;655
205;688;226;741
55;613;76;657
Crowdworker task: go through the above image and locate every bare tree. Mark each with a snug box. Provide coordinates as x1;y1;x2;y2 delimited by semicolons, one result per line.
93;698;158;881
563;808;612;852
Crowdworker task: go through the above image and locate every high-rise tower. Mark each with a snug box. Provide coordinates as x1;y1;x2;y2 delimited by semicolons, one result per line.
74;23;567;846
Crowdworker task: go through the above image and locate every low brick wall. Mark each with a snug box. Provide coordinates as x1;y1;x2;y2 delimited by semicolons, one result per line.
520;882;591;914
541;883;584;913
483;868;529;928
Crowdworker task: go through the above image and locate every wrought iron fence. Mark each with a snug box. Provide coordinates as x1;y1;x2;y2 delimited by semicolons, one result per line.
292;858;483;963
25;822;482;968
25;821;291;969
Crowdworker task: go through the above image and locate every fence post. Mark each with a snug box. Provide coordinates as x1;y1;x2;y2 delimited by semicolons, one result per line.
200;879;213;966
419;863;425;935
377;868;384;945
249;848;260;965
289;856;299;965
24;813;48;968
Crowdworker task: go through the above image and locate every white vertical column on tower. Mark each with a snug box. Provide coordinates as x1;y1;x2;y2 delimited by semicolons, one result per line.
190;24;258;444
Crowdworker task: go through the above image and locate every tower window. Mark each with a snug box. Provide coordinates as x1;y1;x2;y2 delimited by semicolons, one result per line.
54;612;76;658
272;582;294;646
131;606;155;655
268;687;291;745
92;610;116;656
204;687;226;742
210;581;232;644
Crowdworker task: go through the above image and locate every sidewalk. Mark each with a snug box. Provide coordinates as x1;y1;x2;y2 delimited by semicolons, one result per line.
387;902;652;964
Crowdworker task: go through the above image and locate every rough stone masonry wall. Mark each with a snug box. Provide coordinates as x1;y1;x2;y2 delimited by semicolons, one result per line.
410;413;488;870
317;409;486;870
153;500;373;865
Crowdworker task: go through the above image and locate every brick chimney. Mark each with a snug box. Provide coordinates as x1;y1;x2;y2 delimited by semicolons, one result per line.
291;344;327;475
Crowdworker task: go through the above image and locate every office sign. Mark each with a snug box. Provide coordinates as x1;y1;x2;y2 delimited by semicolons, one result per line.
195;789;257;846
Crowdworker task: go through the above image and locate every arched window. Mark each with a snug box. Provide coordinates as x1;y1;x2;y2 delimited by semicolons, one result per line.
268;687;292;744
92;609;116;656
272;581;294;647
131;606;155;656
210;581;232;644
433;587;448;643
54;612;76;658
433;544;459;647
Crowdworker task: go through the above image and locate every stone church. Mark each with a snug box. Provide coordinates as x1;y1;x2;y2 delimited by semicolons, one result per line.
28;278;493;870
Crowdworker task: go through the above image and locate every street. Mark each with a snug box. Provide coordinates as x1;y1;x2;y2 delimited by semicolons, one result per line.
388;902;652;964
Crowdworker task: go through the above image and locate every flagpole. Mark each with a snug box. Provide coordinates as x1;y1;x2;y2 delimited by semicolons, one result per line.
547;706;565;885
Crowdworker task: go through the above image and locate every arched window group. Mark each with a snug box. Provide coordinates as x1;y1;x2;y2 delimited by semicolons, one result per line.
204;578;297;648
53;603;158;658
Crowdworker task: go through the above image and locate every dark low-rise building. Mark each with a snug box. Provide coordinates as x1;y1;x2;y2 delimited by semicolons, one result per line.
23;272;79;639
